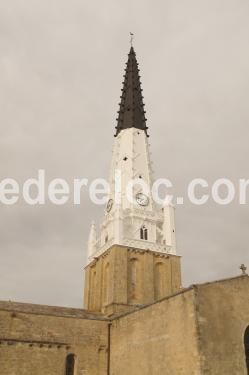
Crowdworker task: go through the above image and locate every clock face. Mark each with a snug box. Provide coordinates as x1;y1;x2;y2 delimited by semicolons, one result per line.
106;199;113;212
135;193;149;207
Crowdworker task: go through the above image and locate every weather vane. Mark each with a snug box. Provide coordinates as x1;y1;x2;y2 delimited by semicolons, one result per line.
130;32;134;47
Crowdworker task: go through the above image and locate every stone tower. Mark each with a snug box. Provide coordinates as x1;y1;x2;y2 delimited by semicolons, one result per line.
84;46;182;315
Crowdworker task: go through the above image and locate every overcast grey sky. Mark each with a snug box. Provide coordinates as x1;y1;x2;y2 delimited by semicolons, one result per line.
1;0;249;307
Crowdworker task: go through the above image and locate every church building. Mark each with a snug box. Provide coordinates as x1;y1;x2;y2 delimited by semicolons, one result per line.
0;46;249;375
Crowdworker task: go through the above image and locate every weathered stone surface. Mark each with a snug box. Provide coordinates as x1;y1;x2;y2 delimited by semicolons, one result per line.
195;275;249;375
84;245;182;315
1;271;249;374
0;302;109;375
110;288;201;375
109;275;249;375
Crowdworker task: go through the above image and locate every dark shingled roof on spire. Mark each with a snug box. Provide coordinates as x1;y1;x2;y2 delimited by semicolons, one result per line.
115;47;148;137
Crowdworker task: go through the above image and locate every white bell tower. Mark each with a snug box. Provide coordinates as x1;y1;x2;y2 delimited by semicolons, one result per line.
87;47;177;263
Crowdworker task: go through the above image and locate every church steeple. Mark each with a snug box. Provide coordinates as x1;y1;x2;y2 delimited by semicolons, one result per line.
84;45;181;315
115;47;148;137
86;45;177;260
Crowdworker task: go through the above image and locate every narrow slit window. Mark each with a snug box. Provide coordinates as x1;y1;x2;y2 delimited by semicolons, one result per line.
65;354;75;375
144;228;148;240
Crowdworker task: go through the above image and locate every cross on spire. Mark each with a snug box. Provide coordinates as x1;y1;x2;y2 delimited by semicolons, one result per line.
240;264;247;275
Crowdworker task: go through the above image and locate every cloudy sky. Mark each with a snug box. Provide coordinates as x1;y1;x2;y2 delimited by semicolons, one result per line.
1;0;249;308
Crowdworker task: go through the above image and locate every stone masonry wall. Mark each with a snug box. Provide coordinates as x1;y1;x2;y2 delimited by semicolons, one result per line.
84;245;182;315
195;275;249;375
110;288;201;375
0;302;109;375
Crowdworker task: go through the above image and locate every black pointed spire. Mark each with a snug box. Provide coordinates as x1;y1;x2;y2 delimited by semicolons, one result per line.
115;47;148;137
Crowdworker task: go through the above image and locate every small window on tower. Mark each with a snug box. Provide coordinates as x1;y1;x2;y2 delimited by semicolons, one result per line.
65;354;75;375
105;234;108;243
144;228;148;240
140;226;148;240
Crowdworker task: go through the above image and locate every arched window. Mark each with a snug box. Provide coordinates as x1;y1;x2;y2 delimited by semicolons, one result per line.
103;263;110;305
129;258;140;303
155;262;164;300
65;354;75;375
244;326;249;373
140;226;148;240
130;258;138;286
90;270;97;310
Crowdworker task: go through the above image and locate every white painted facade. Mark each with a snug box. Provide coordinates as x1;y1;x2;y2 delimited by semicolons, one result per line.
87;128;177;263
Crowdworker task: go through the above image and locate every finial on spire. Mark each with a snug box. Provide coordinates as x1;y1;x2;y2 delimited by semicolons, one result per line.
130;32;134;47
240;264;247;275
